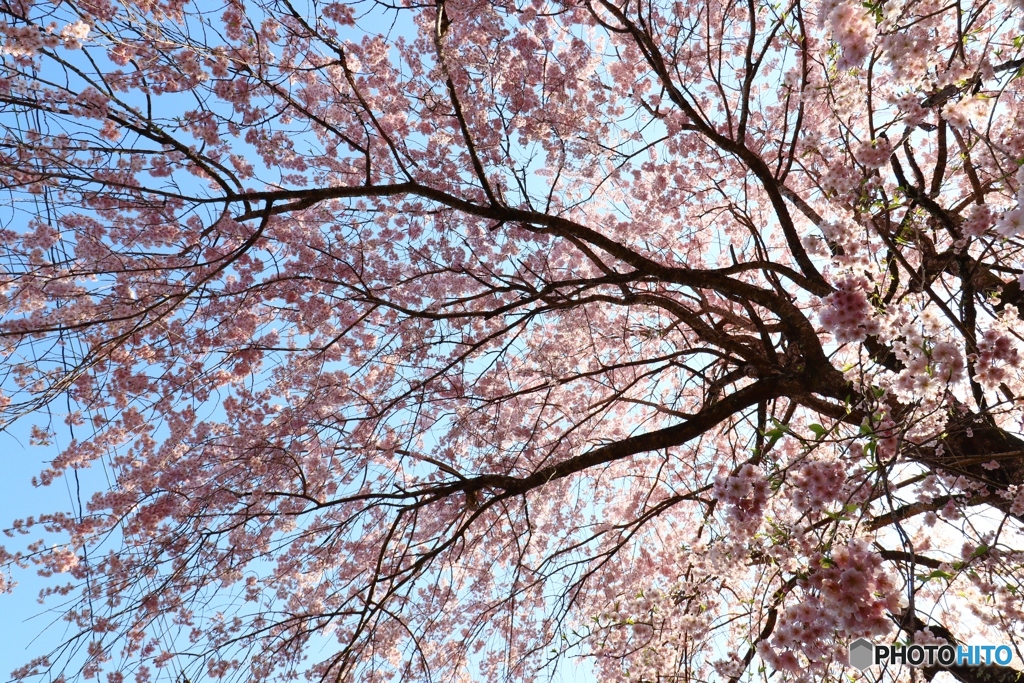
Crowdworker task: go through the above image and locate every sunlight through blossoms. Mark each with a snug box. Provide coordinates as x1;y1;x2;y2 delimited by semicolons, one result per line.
1;0;1024;681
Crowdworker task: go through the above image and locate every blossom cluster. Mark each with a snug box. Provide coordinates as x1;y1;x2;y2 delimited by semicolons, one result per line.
1002;485;1024;517
962;203;994;237
892;337;966;402
824;0;878;70
879;29;931;86
759;540;898;674
995;166;1024;236
818;275;879;343
820;216;860;251
0;20;89;57
942;95;991;131
713;464;769;535
789;459;847;513
852;138;892;169
974;324;1023;392
997;207;1024;237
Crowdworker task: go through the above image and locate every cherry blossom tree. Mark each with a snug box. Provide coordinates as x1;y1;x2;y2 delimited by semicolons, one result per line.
2;0;1024;681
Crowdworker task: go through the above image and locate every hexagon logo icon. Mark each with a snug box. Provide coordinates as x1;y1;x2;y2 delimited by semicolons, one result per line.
849;638;875;670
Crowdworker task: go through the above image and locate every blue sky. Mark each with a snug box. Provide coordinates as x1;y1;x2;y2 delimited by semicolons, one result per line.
1;418;79;681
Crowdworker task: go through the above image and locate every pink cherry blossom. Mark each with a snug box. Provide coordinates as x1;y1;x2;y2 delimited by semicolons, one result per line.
0;0;1022;682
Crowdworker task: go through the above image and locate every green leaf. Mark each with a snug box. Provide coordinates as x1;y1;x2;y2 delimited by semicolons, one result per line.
808;423;826;438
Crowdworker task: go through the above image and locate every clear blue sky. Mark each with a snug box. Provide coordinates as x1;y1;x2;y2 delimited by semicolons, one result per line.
1;419;79;682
